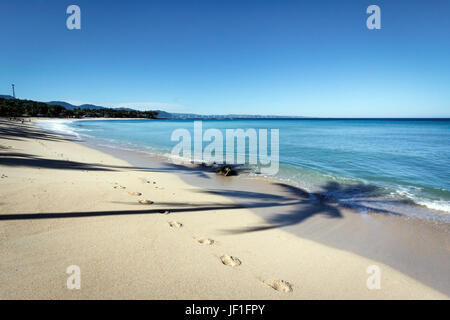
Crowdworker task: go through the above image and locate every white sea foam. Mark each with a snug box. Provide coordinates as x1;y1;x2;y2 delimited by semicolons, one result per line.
35;119;81;139
416;199;450;214
393;187;450;214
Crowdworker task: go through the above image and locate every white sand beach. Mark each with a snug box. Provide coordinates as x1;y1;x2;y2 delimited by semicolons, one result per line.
0;119;447;299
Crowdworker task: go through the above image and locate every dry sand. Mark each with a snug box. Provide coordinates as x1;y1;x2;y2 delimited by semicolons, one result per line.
0;119;447;299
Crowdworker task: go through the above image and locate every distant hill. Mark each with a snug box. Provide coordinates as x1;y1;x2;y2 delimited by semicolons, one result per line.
44;101;305;119
153;110;172;118
167;113;306;120
0;97;158;118
151;111;306;119
2;95;306;119
47;101;141;112
47;101;106;110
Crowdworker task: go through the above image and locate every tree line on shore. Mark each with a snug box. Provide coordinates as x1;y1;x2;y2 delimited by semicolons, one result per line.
0;98;158;118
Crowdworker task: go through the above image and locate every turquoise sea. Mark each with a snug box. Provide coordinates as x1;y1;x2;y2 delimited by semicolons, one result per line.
38;119;450;217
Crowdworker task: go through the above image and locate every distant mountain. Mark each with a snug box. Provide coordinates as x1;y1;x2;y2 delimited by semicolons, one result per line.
45;102;303;119
166;113;306;120
153;110;172;118
47;101;140;112
47;101;106;110
2;95;306;119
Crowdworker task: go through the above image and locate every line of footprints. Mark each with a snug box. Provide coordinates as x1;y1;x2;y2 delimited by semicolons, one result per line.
113;179;293;294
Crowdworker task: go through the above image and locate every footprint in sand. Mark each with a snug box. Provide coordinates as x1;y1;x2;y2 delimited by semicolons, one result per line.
220;254;241;267
128;191;142;196
168;221;182;228
266;280;293;293
159;210;170;215
138;199;154;205
197;238;214;245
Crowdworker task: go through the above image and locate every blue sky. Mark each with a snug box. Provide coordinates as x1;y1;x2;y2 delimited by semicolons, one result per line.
1;0;449;117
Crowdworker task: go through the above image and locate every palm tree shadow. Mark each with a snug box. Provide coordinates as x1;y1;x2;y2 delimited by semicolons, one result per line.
0;120;67;142
210;181;404;234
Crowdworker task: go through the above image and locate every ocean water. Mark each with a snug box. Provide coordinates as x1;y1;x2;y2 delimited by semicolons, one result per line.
37;119;450;217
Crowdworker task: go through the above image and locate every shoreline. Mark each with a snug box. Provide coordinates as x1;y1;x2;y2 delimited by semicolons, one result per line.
36;118;450;218
0;118;448;299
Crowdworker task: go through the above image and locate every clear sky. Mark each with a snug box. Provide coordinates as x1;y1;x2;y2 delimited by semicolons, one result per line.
1;0;449;117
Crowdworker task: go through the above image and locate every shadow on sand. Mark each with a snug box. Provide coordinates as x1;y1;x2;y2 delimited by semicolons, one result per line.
0;179;404;228
0;118;405;229
197;181;405;234
0;120;66;142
